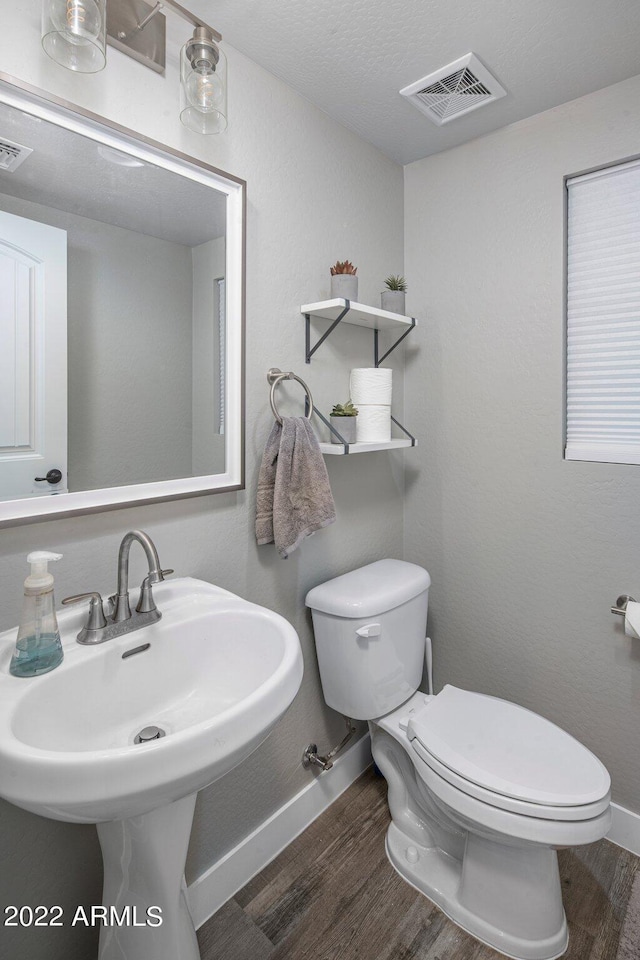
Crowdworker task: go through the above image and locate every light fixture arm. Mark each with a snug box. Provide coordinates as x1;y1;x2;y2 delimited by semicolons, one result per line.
110;0;222;56
155;0;222;42
131;1;164;34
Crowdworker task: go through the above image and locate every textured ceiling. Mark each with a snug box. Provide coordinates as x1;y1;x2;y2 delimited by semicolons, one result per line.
190;0;640;164
0;101;226;245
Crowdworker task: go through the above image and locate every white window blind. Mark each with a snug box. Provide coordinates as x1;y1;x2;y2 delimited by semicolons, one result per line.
566;158;640;464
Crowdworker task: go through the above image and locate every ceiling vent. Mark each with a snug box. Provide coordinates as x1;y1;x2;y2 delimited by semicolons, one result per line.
0;138;33;173
400;53;506;126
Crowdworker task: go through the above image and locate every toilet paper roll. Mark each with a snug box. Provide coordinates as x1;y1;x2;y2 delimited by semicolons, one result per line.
624;600;640;639
356;405;391;442
350;368;392;405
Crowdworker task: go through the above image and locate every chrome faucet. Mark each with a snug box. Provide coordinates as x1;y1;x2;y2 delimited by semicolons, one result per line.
112;530;167;622
62;530;173;645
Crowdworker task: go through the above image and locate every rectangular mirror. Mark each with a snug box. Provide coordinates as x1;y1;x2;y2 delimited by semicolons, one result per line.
0;74;244;525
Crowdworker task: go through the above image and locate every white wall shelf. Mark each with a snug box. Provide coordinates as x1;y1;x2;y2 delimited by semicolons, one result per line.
301;299;415;331
299;299;418;455
301;299;416;366
319;439;415;455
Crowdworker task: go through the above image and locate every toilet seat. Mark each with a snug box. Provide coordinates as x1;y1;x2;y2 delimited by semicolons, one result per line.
409;739;612;847
406;685;611;821
411;738;610;821
374;691;612;847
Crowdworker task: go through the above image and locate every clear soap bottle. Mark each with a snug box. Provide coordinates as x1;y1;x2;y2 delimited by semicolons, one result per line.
10;551;64;678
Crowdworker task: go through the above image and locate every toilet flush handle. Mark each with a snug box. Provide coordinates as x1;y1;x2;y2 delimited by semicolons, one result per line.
356;623;381;638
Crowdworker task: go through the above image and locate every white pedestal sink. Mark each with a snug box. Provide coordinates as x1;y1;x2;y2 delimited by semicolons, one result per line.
0;578;304;960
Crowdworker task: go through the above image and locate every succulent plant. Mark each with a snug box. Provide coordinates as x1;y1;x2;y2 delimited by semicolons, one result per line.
384;274;407;291
330;260;358;276
330;400;359;417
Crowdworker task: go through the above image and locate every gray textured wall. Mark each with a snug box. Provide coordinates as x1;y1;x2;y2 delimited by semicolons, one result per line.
0;193;194;490
0;9;405;960
404;74;640;816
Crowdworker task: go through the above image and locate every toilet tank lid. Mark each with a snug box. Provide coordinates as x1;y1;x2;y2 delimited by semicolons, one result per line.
305;560;430;618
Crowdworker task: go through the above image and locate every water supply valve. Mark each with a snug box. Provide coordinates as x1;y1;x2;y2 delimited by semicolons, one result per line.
302;717;357;773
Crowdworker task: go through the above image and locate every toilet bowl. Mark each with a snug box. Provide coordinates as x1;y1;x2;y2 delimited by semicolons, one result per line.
306;560;611;960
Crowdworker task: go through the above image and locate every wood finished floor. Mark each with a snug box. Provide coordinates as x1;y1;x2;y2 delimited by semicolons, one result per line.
197;768;640;960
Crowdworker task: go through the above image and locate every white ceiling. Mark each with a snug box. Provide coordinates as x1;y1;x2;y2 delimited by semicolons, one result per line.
192;0;640;165
0;101;226;245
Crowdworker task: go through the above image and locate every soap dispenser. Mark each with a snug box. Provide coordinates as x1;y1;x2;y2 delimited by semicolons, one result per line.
10;551;64;678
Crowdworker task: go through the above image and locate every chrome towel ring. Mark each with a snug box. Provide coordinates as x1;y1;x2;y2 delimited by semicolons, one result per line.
267;368;315;425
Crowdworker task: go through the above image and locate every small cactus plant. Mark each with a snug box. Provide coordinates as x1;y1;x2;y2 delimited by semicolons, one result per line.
330;401;359;417
330;260;358;276
384;274;407;291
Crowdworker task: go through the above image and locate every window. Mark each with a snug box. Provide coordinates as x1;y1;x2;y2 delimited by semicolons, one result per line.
565;158;640;464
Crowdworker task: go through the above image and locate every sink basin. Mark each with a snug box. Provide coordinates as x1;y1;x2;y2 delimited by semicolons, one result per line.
0;577;303;823
0;575;303;960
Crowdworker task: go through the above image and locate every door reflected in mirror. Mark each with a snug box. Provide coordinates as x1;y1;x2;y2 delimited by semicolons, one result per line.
0;76;244;522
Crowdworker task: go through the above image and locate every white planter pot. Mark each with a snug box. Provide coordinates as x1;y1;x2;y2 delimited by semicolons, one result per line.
331;274;358;301
381;290;406;314
330;416;358;444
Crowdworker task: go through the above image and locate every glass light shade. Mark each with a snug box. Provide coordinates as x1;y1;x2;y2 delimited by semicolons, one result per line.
42;0;106;73
180;41;227;135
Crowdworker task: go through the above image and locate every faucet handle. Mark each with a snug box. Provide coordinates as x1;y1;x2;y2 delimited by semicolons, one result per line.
136;570;174;614
62;592;108;631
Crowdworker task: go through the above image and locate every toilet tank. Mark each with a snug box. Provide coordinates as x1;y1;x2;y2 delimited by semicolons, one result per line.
305;560;430;721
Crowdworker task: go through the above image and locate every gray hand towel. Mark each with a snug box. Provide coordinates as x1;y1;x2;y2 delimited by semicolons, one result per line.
256;421;282;548
256;417;336;558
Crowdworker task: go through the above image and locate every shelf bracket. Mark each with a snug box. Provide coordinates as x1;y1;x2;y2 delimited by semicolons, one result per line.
390;415;416;446
313;408;349;454
305;304;351;363
374;318;416;367
313;407;414;454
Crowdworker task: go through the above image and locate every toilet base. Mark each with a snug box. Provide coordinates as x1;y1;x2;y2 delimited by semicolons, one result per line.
385;821;568;960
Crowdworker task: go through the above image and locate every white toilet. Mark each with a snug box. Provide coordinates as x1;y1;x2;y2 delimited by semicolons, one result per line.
305;560;611;960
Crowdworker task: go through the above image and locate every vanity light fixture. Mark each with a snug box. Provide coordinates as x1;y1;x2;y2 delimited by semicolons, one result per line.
42;0;108;73
41;0;227;134
180;25;227;134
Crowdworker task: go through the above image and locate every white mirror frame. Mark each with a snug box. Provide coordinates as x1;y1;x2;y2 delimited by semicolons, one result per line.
0;74;245;526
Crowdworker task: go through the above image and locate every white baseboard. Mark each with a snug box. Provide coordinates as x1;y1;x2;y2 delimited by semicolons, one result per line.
187;732;373;930
608;802;640;857
187;737;640;931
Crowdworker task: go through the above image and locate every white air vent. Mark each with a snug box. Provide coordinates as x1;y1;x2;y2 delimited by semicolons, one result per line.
0;138;33;173
400;53;506;126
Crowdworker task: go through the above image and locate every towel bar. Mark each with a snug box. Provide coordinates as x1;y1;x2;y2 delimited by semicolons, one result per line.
267;368;315;425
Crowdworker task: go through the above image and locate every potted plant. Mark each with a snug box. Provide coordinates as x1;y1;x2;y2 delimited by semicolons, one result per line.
330;400;358;444
330;260;358;301
381;275;407;314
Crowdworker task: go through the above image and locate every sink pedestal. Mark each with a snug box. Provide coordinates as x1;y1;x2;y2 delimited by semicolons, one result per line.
96;793;200;960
